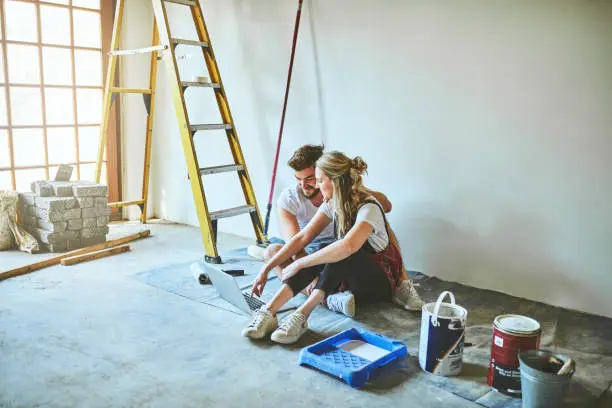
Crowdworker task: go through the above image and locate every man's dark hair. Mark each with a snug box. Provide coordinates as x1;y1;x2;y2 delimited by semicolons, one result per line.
287;144;324;171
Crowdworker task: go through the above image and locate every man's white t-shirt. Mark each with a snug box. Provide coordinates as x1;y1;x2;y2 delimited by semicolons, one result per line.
318;199;389;252
277;185;336;249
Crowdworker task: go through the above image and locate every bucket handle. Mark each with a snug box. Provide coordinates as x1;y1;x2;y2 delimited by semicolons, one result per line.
431;291;456;327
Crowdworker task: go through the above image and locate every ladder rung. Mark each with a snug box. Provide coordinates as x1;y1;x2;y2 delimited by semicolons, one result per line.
109;45;167;56
108;199;145;208
111;87;153;94
181;81;220;89
171;38;209;48
165;0;196;6
199;164;244;175
210;205;256;221
190;124;232;131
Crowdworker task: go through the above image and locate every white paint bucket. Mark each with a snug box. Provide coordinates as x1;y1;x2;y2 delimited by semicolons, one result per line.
419;291;468;376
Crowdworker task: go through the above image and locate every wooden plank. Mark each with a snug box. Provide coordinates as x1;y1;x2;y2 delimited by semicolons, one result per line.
61;245;130;266
0;230;151;282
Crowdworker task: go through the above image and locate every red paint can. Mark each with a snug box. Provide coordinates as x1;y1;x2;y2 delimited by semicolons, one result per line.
487;314;541;396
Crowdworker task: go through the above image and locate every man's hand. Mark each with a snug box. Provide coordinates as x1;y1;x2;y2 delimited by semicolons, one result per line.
251;265;269;297
281;260;303;282
305;277;319;295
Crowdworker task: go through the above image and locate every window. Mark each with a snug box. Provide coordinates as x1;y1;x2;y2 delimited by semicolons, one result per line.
0;0;114;192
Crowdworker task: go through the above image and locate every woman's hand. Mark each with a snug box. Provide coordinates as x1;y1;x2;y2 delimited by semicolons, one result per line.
305;277;319;295
281;260;303;282
251;265;269;297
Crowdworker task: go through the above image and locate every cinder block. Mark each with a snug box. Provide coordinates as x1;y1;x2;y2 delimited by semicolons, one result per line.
94;197;108;206
32;228;76;244
76;197;94;208
38;219;67;232
81;226;109;239
72;184;108;197
48;181;74;197
82;217;96;228
35;208;64;223
31;181;53;197
45;242;67;253
62;208;82;220
19;192;36;206
22;215;38;227
35;197;77;212
96;216;109;227
82;206;109;218
27;205;37;216
66;239;82;250
67;218;83;230
81;236;106;247
54;164;73;182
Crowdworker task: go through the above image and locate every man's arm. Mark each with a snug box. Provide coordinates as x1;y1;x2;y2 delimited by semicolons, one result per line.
363;187;392;213
278;208;308;259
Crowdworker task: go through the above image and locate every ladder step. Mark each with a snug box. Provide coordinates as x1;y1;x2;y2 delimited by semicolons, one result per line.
210;205;256;221
109;45;167;56
181;81;220;89
190;124;232;131
199;164;244;175
165;0;196;6
111;87;153;94
108;199;145;208
171;38;209;48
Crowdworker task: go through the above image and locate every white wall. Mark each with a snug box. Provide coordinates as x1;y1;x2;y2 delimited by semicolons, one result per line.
121;0;612;318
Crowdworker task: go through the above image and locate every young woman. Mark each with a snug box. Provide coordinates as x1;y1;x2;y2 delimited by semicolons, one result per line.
243;151;422;344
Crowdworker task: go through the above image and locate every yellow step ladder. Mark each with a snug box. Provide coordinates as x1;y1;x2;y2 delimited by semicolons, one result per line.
96;0;265;263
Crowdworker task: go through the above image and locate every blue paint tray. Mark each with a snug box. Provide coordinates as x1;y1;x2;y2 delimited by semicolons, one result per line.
298;328;407;388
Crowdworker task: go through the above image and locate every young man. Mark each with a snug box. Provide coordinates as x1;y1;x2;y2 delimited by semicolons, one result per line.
263;145;423;316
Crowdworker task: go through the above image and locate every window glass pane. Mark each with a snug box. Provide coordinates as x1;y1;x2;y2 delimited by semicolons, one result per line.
73;9;101;48
15;168;46;192
7;44;40;85
45;88;74;125
74;50;102;86
0;129;10;167
78;126;100;161
12;128;44;167
42;47;73;85
79;162;104;184
76;88;101;124
41;5;71;46
0;171;11;190
47;127;76;164
0;88;7;126
5;1;37;42
73;0;100;10
10;87;42;126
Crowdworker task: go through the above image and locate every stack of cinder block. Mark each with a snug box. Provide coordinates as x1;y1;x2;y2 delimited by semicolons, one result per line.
18;180;110;252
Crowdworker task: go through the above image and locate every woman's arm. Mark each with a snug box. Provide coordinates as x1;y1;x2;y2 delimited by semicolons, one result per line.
289;221;373;271
263;210;332;273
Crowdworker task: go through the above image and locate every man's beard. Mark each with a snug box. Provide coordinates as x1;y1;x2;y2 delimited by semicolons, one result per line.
301;187;320;199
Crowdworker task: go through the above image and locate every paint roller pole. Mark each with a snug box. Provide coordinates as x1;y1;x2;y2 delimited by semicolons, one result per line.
263;0;304;239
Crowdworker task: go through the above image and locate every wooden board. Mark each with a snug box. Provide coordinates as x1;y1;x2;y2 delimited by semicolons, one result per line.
61;245;130;266
0;229;151;281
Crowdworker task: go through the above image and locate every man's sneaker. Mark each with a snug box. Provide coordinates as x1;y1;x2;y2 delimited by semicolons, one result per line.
270;311;308;344
326;291;356;317
241;307;278;339
392;280;425;311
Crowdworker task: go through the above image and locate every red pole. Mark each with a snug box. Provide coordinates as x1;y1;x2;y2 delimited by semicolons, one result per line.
264;0;304;237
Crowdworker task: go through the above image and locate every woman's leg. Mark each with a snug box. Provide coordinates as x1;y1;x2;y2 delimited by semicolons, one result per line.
265;265;324;314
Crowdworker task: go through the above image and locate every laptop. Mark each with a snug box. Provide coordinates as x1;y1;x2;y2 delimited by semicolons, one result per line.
200;263;266;315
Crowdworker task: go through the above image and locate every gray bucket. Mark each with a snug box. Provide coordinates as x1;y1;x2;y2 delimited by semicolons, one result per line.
518;349;575;408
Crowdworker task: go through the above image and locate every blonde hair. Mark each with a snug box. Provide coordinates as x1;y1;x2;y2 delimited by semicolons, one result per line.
316;151;369;238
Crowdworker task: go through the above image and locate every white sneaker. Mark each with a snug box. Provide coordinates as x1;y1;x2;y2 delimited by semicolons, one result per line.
326;291;356;317
392;280;425;311
270;312;308;344
241;307;278;339
247;244;266;261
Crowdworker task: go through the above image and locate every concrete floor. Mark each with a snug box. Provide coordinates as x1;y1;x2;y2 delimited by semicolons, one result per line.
1;221;611;408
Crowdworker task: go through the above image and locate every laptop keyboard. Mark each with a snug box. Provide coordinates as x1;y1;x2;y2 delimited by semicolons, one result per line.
243;292;265;311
